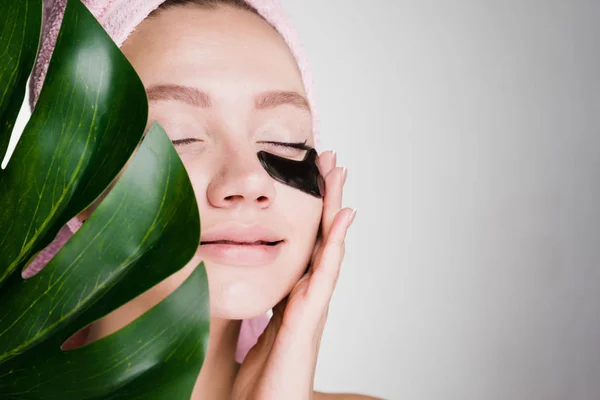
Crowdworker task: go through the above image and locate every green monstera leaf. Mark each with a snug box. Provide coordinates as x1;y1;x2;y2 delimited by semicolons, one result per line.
0;0;209;398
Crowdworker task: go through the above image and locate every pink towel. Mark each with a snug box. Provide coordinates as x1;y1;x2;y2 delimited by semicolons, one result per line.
26;0;320;365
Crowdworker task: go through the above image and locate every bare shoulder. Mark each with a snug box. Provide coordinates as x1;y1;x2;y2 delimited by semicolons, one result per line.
314;391;384;400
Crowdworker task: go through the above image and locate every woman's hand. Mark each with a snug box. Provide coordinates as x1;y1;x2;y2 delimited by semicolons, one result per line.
231;150;356;400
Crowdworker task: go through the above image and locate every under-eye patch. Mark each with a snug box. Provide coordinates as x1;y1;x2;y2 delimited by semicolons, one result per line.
257;148;325;198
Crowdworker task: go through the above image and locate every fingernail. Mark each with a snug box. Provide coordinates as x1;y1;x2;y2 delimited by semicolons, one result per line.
342;167;348;184
332;151;337;165
348;208;358;225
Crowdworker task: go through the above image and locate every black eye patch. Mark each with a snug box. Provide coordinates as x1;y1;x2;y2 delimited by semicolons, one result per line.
257;148;325;198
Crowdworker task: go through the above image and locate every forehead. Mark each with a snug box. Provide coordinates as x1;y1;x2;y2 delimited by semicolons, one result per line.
120;5;307;98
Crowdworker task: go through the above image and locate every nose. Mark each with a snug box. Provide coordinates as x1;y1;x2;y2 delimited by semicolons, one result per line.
207;151;276;209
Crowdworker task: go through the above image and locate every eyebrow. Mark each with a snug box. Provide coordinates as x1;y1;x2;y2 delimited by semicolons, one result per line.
147;84;211;108
146;84;311;112
255;91;311;112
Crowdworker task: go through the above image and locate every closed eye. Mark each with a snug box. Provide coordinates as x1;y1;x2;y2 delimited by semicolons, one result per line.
258;140;312;160
259;140;311;150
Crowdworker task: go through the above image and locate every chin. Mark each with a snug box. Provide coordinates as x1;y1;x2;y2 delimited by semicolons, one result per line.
204;261;301;320
207;281;277;320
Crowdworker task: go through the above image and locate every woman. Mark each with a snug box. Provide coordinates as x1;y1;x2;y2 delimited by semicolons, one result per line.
27;0;376;398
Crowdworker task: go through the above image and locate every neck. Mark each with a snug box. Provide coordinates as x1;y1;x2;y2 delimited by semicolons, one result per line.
191;317;242;399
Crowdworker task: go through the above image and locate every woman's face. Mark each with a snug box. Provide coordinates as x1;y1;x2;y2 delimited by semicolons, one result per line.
108;4;322;321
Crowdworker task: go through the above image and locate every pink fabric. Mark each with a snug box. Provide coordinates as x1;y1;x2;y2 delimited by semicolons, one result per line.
235;313;271;362
21;224;75;279
27;0;318;364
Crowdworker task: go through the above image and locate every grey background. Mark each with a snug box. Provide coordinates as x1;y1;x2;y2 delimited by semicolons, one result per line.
281;0;600;399
5;1;599;399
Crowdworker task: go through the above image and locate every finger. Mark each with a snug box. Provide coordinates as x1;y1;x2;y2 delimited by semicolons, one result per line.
241;296;289;369
310;165;345;269
321;166;346;240
308;207;356;308
309;235;322;265
317;150;336;177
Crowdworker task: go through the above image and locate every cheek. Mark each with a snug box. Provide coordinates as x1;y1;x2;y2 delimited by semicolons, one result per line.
179;160;211;208
292;199;322;239
278;187;322;261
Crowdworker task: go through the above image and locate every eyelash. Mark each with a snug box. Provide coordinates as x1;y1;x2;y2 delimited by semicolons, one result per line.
260;140;311;150
172;138;202;147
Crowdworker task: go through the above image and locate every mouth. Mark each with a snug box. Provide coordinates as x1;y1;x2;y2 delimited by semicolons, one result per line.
197;223;284;267
201;240;283;246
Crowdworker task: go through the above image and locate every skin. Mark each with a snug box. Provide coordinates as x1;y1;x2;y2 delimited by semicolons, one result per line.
72;4;380;399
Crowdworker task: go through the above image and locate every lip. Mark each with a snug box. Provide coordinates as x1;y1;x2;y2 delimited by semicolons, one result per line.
199;223;284;267
201;223;283;244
